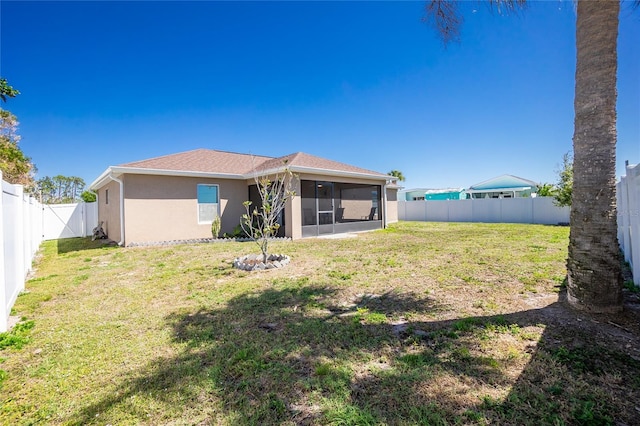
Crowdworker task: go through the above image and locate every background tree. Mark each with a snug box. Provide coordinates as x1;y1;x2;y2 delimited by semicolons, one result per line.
388;170;406;182
81;190;97;203
422;0;625;312
0;78;35;189
241;165;296;263
37;175;87;204
0;78;19;102
536;183;556;197
554;152;573;207
36;176;55;202
0;108;36;190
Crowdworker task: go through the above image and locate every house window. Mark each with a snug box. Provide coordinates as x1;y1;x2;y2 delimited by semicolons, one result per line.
197;184;219;224
105;189;109;205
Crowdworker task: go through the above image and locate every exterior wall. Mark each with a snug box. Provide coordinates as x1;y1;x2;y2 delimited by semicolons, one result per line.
426;191;464;200
386;187;398;223
340;199;374;220
286;177;302;240
339;186;376;220
467;188;534;199
122;174;248;245
402;190;426;201
96;171;395;243
98;180;122;243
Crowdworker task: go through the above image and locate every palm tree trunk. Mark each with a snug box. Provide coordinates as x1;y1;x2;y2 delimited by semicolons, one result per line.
567;0;622;313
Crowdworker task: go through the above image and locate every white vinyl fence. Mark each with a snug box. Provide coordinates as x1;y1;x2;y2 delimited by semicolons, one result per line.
1;173;98;332
1;177;43;332
617;162;640;286
43;203;98;240
399;197;570;225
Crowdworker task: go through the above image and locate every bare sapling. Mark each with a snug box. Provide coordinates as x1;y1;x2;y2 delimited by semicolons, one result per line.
241;164;296;263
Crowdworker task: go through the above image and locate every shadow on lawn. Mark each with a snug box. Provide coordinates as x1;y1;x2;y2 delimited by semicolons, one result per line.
69;281;640;425
54;237;118;254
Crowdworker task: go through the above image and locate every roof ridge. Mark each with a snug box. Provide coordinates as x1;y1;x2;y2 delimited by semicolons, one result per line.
506;174;539;185
469;174;539;189
216;149;274;160
273;152;304;166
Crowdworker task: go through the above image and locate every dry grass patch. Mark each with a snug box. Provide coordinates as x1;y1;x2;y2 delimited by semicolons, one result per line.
1;221;639;425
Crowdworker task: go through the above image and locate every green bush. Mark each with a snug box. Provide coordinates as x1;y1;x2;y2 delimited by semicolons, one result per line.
211;216;221;238
223;224;249;239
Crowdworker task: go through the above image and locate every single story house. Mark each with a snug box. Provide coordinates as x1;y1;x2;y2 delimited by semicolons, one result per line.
399;188;431;201
399;188;465;201
89;149;400;246
465;174;539;199
425;188;466;200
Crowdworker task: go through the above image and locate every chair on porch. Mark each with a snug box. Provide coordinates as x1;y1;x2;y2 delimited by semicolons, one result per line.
362;207;376;221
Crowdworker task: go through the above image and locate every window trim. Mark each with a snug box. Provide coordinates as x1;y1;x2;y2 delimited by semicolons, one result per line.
197;183;220;224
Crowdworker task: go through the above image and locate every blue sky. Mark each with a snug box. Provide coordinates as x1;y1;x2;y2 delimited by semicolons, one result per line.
1;1;638;191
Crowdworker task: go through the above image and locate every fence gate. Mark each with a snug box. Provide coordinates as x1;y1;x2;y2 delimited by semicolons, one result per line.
42;203;97;240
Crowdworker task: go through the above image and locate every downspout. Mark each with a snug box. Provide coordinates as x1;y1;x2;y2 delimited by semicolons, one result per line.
107;173;125;246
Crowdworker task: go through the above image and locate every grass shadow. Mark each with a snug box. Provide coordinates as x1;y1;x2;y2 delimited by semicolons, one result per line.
67;283;640;425
55;237;118;254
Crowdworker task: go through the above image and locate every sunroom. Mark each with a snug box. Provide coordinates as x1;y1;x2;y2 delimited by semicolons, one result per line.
300;180;383;237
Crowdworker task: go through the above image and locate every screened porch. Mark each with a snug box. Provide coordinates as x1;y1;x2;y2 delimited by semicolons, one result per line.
300;180;383;237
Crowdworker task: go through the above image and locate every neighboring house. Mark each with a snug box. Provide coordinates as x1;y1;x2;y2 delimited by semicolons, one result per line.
399;188;432;201
465;175;539;199
400;188;466;201
425;188;466;200
89;149;400;246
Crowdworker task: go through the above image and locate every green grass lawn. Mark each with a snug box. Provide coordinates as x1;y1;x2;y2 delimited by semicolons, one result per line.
1;221;639;425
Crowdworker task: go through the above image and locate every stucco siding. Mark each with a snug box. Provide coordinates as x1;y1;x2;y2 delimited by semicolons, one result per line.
98;180;122;243
285;177;302;240
386;188;398;224
123;174;248;244
94;169;397;244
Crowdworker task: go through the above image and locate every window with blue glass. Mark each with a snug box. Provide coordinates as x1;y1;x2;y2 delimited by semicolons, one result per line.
197;184;219;224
